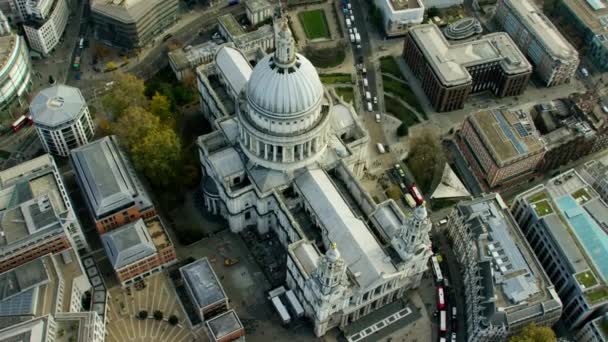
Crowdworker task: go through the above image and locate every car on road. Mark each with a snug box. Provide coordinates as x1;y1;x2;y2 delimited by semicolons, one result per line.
376;143;385;154
367;102;372;112
580;67;589;77
438;218;448;225
373;96;377;104
362;67;367;74
365;91;371;101
451;333;456;342
363;78;368;87
356;44;361;49
375;113;381;123
349;34;355;43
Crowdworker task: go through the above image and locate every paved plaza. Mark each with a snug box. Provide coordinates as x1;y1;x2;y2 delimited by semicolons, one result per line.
106;273;201;342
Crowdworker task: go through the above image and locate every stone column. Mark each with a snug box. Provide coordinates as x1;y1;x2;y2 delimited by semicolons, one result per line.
273;144;277;162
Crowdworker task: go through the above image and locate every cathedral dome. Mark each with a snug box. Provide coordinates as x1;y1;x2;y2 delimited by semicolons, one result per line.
246;22;323;116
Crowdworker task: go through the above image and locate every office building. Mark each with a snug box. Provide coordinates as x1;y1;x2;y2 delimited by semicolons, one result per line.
403;24;531;112
574;313;608;342
374;0;423;37
181;257;229;322
91;0;178;49
206;310;245;342
580;155;608;204
446;194;562;341
101;217;177;286
511;170;608;331
0;14;33;113
30;85;95;157
0;250;105;342
494;0;579;86
197;19;432;338
70;136;155;234
22;0;69;55
422;0;462;8
458;108;546;189
0;155;89;272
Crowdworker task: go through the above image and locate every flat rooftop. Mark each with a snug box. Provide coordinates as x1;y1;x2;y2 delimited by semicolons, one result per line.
70;135;152;219
101;219;157;270
388;0;421;11
521;170;608;304
206;310;243;340
218;14;245;38
168;41;222;70
0;155;67;249
92;0;177;24
409;24;531;86
0;316;49;341
470;108;544;165
501;0;578;62
180;258;226;310
561;0;608;39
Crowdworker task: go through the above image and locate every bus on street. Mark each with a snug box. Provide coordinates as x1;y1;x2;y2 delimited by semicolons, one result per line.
431;255;444;284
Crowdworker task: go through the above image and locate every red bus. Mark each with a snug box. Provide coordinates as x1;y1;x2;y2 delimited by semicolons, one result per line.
409;184;424;205
11;115;31;132
439;310;447;333
437;286;446;310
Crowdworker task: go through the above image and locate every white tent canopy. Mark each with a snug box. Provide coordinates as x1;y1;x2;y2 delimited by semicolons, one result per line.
431;164;471;199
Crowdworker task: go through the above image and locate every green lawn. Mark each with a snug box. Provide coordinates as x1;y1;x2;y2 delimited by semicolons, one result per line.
576;271;599;289
382;76;425;115
335;87;355;104
320;73;352;84
299;10;330;40
533;200;554;217
303;46;345;68
379;56;404;80
528;191;548;203
572;188;591;202
384;95;420;129
585;287;608;304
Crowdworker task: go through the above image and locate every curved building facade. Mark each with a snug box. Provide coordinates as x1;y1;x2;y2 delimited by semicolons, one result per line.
30;85;94;156
92;0;179;49
0;34;32;112
238;24;332;171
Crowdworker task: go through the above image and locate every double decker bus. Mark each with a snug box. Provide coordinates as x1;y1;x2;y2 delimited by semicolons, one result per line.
431;255;444;284
439;310;447;334
437;286;446;310
11;115;31;132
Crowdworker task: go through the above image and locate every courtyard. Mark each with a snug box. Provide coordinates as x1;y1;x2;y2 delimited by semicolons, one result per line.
106;273;200;342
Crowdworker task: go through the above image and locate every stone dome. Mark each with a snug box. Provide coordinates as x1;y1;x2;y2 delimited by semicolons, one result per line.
246;21;324;116
247;54;323;115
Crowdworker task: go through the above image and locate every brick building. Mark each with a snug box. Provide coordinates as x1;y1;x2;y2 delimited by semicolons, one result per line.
458;108;546;189
0;155;89;272
403;24;531;112
101;217;177;286
181;257;229;322
70;136;155;234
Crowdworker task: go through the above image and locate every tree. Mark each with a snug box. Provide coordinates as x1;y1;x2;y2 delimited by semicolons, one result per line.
138;310;148;320
102;73;148;117
168;315;179;326
130;125;182;188
509;324;557;342
427;7;440;18
112;107;160;150
153;310;163;321
397;122;408;137
105;61;117;71
406;129;445;193
150;92;173;123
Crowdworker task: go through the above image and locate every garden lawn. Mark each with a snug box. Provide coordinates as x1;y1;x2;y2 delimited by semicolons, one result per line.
320;73;352;84
382;76;425;115
335;87;355;104
384;95;420;129
379;56;404;80
299;10;331;39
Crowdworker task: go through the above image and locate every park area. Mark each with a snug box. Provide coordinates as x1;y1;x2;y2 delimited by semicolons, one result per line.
298;9;331;39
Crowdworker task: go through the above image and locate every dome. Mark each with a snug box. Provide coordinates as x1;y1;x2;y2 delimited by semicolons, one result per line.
247;54;324;115
246;20;324;116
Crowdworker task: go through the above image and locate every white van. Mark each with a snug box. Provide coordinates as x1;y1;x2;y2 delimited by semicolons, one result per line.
349;34;355;43
375;113;381;122
365;91;371;100
363;78;368;87
376;143;385;154
346;18;351;28
367;102;372;112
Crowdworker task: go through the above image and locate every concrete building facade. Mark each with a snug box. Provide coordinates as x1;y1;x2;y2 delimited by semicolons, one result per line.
446;194;562;341
374;0;424;37
91;0;179;49
494;0;579;87
403;24;531;112
70;136;155;234
30;85;94;157
22;0;69;55
511;170;608;332
458;108;546;188
0;22;33;113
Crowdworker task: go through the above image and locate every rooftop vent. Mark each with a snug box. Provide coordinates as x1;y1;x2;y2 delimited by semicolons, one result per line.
48;97;64;109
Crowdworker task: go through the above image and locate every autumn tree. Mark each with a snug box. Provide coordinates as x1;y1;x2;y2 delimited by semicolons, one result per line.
102;73;148;117
406;129;445;193
130;125;181;188
112;106;160;149
509;324;557;342
150;92;173;124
